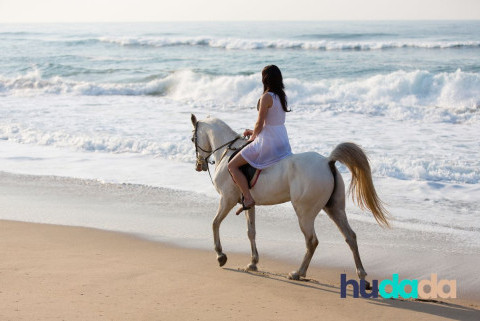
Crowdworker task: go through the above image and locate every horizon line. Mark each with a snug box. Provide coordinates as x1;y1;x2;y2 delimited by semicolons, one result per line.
1;18;480;24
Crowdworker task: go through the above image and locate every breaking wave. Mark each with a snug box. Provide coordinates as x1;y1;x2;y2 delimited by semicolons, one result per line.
1;69;479;122
97;36;480;51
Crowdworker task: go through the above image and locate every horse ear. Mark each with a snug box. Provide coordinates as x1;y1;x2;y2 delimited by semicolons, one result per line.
191;114;197;127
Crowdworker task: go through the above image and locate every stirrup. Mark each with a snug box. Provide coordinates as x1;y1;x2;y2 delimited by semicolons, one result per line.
235;196;255;215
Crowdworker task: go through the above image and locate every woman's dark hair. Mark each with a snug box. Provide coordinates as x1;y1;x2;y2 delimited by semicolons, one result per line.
262;65;290;112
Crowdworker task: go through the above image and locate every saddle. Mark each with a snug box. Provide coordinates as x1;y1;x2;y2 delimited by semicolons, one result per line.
228;145;262;189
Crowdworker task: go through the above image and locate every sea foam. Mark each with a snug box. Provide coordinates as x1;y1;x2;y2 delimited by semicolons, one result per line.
1;69;479;122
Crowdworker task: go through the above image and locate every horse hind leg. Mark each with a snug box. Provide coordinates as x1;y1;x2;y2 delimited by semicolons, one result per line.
324;205;370;287
288;207;319;280
244;207;259;271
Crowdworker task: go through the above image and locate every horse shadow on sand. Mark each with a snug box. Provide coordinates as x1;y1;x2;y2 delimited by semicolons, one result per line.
224;267;480;321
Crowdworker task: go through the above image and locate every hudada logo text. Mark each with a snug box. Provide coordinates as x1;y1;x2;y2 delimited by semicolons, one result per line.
340;273;456;299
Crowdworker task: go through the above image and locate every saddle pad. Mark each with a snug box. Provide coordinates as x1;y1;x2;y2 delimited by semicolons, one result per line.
228;145;261;189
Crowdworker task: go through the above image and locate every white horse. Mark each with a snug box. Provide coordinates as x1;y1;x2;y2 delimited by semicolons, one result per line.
190;114;389;285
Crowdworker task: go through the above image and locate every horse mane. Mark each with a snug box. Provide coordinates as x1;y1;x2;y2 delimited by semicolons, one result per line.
202;117;238;138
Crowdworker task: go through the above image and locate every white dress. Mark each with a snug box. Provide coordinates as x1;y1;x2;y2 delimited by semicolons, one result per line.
241;92;292;169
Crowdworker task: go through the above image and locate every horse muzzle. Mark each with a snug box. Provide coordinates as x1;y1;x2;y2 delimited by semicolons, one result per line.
196;159;208;172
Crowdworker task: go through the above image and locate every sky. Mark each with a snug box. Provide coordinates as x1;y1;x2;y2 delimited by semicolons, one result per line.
0;0;479;23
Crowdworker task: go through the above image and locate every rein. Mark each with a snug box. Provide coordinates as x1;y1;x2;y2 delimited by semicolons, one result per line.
192;122;243;185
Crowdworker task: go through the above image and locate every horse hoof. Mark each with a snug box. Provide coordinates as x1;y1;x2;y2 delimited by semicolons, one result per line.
246;264;257;272
288;271;300;280
217;254;228;267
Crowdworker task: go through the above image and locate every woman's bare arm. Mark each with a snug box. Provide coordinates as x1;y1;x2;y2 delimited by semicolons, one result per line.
249;93;273;142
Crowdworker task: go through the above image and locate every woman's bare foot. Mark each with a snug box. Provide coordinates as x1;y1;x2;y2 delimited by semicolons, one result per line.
243;196;255;208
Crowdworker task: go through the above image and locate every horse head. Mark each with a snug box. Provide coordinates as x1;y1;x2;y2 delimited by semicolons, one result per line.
191;114;211;172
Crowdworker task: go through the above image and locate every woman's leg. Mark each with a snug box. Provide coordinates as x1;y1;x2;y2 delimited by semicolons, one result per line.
227;153;255;207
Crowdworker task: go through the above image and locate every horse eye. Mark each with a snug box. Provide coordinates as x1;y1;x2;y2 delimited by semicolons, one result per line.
191;137;194;142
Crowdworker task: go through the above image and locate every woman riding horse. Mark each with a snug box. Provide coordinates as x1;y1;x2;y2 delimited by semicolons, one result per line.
228;65;293;214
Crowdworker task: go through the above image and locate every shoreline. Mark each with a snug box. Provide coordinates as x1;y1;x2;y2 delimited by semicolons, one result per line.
1;219;479;320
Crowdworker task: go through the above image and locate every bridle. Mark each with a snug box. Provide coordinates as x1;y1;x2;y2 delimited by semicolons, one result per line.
192;121;242;184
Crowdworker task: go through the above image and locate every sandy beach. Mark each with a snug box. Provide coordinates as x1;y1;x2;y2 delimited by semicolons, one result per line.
1;170;479;320
0;219;478;320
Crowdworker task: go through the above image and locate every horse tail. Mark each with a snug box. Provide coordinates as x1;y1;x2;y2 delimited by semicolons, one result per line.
328;142;390;228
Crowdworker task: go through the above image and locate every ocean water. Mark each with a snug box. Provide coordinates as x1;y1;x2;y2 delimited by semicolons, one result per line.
1;21;480;253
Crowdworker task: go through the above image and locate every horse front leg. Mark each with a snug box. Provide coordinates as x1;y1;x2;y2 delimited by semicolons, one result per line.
245;207;259;271
213;196;236;266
